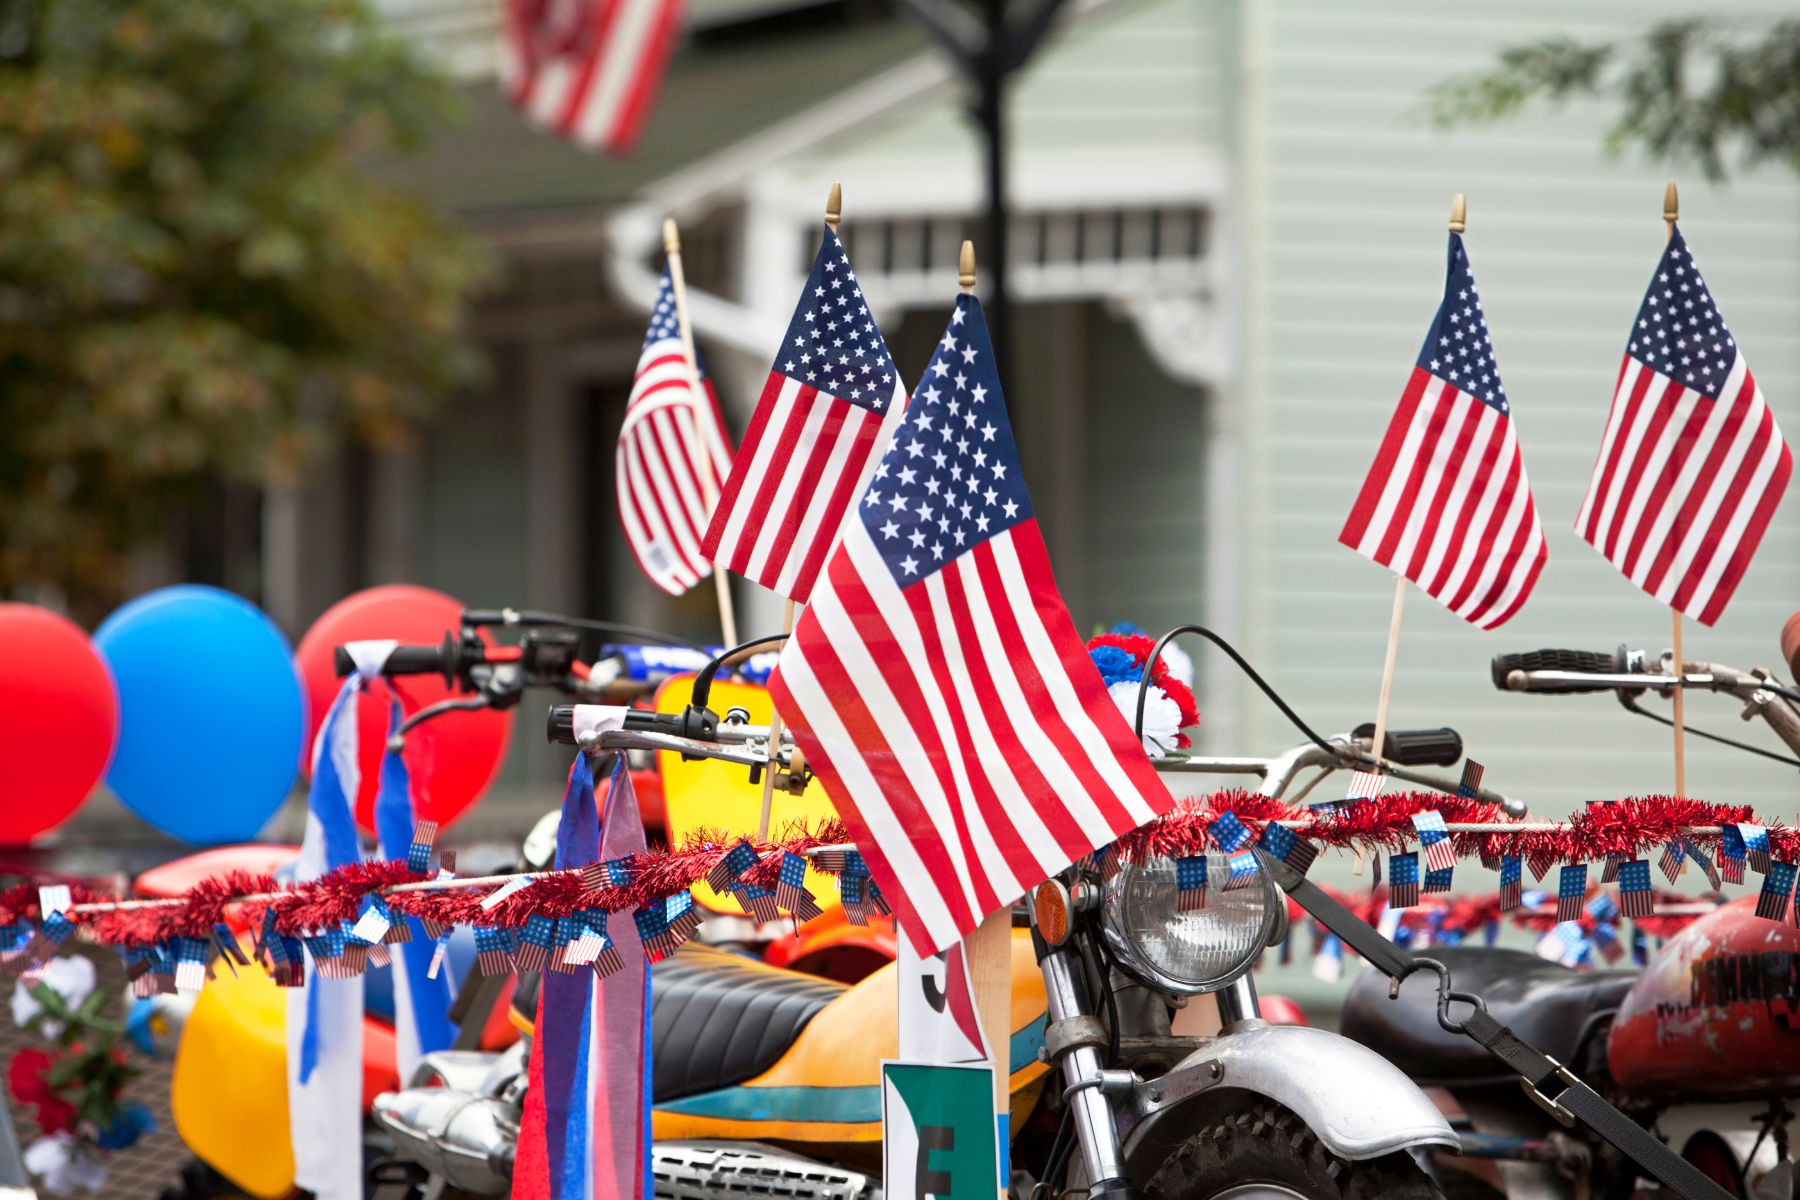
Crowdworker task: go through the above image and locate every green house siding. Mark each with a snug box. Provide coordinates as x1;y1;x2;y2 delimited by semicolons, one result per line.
1234;0;1800;814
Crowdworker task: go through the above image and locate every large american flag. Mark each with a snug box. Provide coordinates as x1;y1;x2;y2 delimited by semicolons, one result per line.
769;294;1176;954
1575;227;1791;626
701;225;907;602
1339;233;1546;629
617;267;734;595
500;0;683;156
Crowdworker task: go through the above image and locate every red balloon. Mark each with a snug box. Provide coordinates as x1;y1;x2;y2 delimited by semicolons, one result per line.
294;586;512;833
0;605;119;844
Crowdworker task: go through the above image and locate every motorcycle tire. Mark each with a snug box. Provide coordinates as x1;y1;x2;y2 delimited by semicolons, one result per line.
1143;1101;1444;1199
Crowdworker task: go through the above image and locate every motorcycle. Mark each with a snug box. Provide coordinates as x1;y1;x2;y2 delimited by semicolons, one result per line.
159;611;892;1198
1342;633;1800;1199
371;629;1534;1200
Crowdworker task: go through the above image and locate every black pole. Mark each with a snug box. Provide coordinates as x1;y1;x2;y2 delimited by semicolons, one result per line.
977;0;1013;401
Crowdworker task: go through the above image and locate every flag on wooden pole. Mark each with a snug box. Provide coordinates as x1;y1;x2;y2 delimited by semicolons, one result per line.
701;225;907;602
617;267;735;595
769;291;1175;954
1339;228;1546;628
1574;225;1792;626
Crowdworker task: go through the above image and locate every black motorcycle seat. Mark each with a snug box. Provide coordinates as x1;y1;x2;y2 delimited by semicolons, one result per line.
1340;946;1638;1086
509;945;847;1102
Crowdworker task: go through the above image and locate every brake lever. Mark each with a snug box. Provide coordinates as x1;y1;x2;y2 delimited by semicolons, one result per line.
393;696;496;746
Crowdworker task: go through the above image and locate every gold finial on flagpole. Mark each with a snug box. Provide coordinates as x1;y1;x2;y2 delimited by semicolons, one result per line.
1664;181;1680;234
662;217;680;254
1449;193;1467;234
825;183;842;232
959;240;976;292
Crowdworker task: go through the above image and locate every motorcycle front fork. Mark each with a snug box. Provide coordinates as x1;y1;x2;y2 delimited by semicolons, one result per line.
1038;947;1263;1200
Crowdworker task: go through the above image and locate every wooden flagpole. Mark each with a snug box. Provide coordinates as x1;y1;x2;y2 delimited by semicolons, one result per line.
1664;181;1687;799
662;217;740;647
1366;192;1466;778
749;183;840;839
953;238;1014;1190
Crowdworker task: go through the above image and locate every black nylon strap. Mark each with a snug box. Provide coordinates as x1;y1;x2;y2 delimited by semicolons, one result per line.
1266;852;1734;1200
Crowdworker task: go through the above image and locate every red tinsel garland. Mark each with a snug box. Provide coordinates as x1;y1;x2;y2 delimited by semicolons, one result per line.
14;792;1795;951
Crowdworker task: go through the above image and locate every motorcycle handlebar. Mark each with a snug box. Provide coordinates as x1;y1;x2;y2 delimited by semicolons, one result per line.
1349;724;1463;767
545;704;674;744
1490;648;1625;693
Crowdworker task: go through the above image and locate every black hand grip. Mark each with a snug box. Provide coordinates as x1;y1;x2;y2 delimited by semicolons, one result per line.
1489;648;1625;692
333;641;452;678
1351;723;1463;767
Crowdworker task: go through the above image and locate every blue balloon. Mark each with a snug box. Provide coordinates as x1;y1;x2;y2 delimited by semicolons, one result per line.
96;586;306;844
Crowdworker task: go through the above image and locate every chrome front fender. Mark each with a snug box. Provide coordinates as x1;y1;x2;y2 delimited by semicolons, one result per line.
1121;1022;1458;1172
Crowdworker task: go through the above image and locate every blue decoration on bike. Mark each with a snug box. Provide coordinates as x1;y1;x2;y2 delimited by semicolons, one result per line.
1756;860;1795;922
1423;863;1454;894
513;913;558;974
1388;852;1419;908
1719;828;1747;883
705;840;759;892
1257;823;1316;874
1175;856;1208;912
473;925;514;976
1222;850;1260;891
1738;823;1772;873
1617;859;1653;917
1412;810;1456;872
775;851;822;921
1555;864;1587;923
1209;811;1251;853
94;585;305;845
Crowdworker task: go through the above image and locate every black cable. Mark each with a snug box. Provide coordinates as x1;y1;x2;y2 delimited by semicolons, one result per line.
690;633;791;711
1620;695;1800;768
1136;624;1336;755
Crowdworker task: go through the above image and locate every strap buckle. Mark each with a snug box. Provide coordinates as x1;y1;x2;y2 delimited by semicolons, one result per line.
1519;1055;1581;1128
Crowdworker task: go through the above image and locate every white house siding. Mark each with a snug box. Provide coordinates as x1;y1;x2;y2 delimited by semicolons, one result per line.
1233;0;1800;819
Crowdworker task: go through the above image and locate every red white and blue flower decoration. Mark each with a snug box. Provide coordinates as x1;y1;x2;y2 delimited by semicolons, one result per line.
1087;625;1199;754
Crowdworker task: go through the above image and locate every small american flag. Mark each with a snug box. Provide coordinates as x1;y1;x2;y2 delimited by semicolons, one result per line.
1340;233;1546;629
774;851;822;923
1175;856;1207;912
1346;770;1387;802
1617;859;1654;918
1757;861;1795;923
1498;855;1522;911
769;293;1175;953
1576;227;1792;625
1413;810;1457;873
500;0;683;157
617;268;735;595
1556;864;1588;924
702;226;907;602
1388;852;1420;908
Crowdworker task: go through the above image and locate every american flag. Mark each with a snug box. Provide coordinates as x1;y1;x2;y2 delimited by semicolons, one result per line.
1575;227;1792;626
701;225;907;602
1340;233;1546;629
500;0;683;156
617;268;735;595
769;294;1175;954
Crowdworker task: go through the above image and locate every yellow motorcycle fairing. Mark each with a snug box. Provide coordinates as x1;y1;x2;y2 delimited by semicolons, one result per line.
652;675;839;914
652;928;1049;1145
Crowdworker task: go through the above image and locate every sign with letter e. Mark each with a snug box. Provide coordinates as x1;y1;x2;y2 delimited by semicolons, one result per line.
882;1061;1001;1200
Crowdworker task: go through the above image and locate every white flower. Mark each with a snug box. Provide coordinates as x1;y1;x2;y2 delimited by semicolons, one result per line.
12;955;96;1037
1107;681;1182;756
24;1133;107;1195
1158;642;1195;689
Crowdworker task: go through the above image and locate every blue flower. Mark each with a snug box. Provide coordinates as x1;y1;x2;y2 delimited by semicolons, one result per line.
95;1103;156;1150
1088;645;1140;686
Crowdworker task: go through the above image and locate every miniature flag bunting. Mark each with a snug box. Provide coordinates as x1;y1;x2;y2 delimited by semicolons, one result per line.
351;897;394;945
1681;838;1722;891
1601;853;1626;883
479;874;535;911
1257;823;1317;874
474;926;514;975
734;882;782;924
514;913;559;975
1658;840;1685;884
1527;851;1556;883
1455;760;1484;798
1756;860;1795;922
1388;852;1420;908
1556;864;1588;923
706;840;760;892
1346;770;1387;802
1738;824;1772;873
175;937;210;993
406;820;439;874
1719;828;1748;883
1097;843;1124;881
635;892;700;960
1617;859;1653;917
1222;851;1260;891
1412;810;1457;872
1498;854;1522;911
775;851;822;922
838;852;874;925
1423;863;1454;894
1175;856;1208;912
1209;811;1252;853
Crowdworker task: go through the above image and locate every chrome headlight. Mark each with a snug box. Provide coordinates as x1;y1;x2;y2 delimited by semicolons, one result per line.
1100;852;1279;994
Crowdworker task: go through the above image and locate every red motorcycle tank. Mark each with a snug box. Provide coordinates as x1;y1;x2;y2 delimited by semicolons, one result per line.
1607;895;1800;1100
